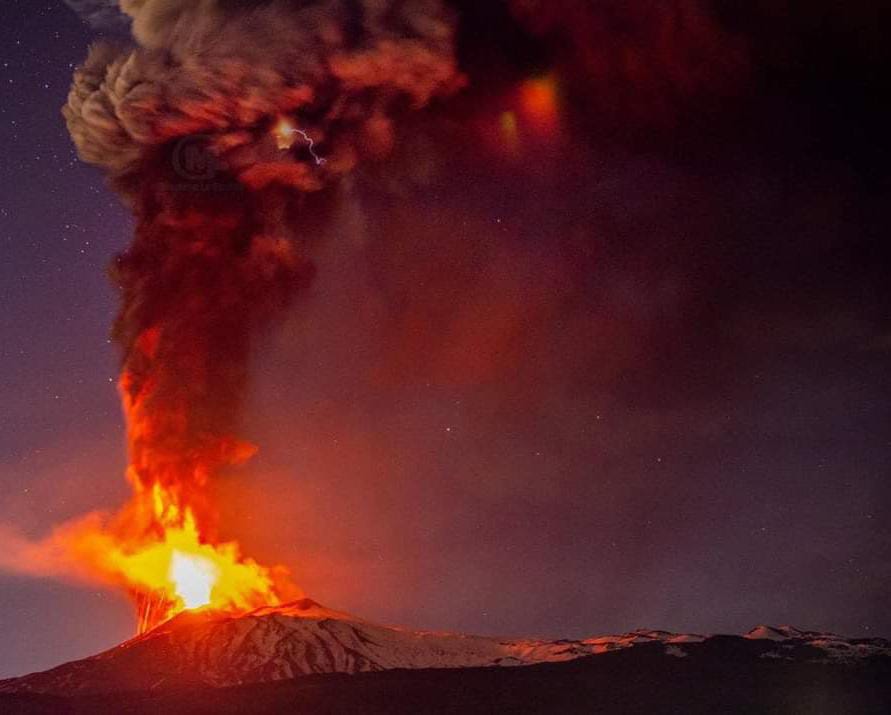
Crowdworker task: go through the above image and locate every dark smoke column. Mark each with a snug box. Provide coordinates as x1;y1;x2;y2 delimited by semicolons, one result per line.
63;0;458;628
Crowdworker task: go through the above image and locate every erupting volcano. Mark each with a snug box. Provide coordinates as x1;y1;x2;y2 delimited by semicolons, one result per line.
44;0;460;634
4;1;891;712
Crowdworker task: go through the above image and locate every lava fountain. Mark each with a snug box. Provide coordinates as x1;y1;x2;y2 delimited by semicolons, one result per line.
52;0;458;633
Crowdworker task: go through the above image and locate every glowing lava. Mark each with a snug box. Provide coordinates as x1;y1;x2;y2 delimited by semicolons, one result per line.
127;486;284;632
170;550;218;609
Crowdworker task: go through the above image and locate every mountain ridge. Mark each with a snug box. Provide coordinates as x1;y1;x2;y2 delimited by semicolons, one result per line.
2;598;889;698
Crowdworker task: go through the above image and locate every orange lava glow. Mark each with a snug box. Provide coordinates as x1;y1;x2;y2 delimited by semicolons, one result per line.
125;485;282;633
53;356;295;634
65;481;285;635
95;319;298;634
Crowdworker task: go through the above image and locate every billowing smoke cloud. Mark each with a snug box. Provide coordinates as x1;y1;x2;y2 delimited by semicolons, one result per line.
45;0;459;626
68;0;457;182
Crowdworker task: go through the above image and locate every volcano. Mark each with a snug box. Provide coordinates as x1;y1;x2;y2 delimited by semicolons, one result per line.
2;601;890;713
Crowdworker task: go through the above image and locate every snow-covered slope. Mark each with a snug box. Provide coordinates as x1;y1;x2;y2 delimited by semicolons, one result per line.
744;624;891;660
1;599;888;696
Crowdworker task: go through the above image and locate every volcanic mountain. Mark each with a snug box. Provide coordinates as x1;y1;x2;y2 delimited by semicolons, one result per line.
2;599;891;714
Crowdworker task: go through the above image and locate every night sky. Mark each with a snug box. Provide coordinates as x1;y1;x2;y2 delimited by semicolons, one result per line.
1;0;890;679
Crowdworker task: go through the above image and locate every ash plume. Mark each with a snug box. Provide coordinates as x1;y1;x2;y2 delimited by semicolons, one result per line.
53;0;458;623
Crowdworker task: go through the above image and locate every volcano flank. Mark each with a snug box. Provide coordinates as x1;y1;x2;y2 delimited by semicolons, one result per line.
2;601;890;713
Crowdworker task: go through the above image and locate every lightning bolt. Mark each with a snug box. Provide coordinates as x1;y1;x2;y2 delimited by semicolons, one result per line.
289;127;327;166
279;124;327;166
